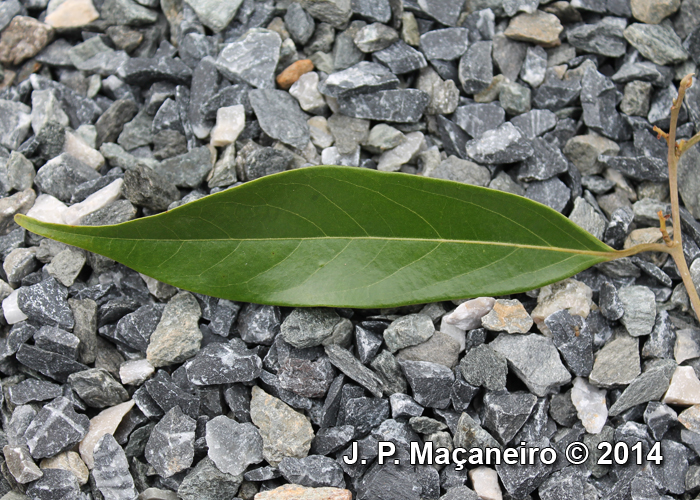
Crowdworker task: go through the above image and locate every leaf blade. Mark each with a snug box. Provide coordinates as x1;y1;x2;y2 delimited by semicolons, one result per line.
16;166;615;307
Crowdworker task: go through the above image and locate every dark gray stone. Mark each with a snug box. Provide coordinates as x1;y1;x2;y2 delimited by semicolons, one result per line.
33;326;79;359
184;341;261;385
533;69;582;110
580;65;630;142
373;40;427;74
285;3;315;44
599;281;624;321
538;467;586;500
241;147;294;181
311;425;354;455
481;390;537;445
278;455;344;488
206;416;262;475
451;377;479;412
318;61;399;99
17;278;73;330
281;308;345;348
249;89;309;150
355;325;383;364
642;311;676;359
371;350;408;396
612;61;673;86
113;303;164;353
491;333;571;397
452;103;504;139
400;360;454;409
92;434;138;500
338;395;390;438
7;379;61;406
546;309;594;377
122;165;180;211
26;469;81;500
23;397;89;459
465;122;533;164
15;344;87;383
237;303;280;345
216;29;281;88
526;177;571;213
458;41;493;95
459;344;507;391
68;368;129;408
178;457;243;500
202;84;252;120
644;401;677;441
510;109;557;139
566;20;626;57
34;154;101;202
351;0;390;22
454;411;500;452
437;116;469;159
152;98;184;135
158;146;212;188
338;89;429;123
278;356;335;398
623;23;689;66
496;439;554;498
419;28;469;61
517;137;569;182
608;359;675;416
119;57;192;86
604;206;634;248
144;406;196;478
325;344;384;398
144;370;200;419
333;22;365;71
95;98;139;148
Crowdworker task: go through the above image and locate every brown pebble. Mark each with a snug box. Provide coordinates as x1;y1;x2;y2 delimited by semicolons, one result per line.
276;59;314;90
0;16;54;66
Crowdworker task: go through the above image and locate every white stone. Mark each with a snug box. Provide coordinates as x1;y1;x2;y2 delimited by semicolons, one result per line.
64;130;105;170
663;366;700;405
289;72;327;114
469;467;502;500
377;131;426;172
64;178;123;225
31;89;70;135
675;329;700;364
77;124;98;149
0;279;12;303
321;146;360;167
3;289;28;324
45;0;99;28
79;400;135;469
445;297;495;330
531;278;593;336
120;359;155;386
210;105;245;147
571;376;607;434
308;116;334;149
439;316;466;352
26;194;68;224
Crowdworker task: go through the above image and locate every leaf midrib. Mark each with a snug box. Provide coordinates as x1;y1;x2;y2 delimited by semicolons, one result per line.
39;228;617;259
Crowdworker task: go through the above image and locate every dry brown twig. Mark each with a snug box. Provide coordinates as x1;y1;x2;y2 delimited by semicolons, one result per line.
648;73;700;320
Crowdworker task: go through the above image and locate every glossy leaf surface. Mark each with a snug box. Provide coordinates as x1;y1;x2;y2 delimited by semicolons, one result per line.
16;166;616;307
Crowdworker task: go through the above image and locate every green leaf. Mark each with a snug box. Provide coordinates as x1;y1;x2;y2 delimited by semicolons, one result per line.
16;166;617;308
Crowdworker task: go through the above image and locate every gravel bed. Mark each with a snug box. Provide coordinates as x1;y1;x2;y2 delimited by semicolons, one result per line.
0;0;700;499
